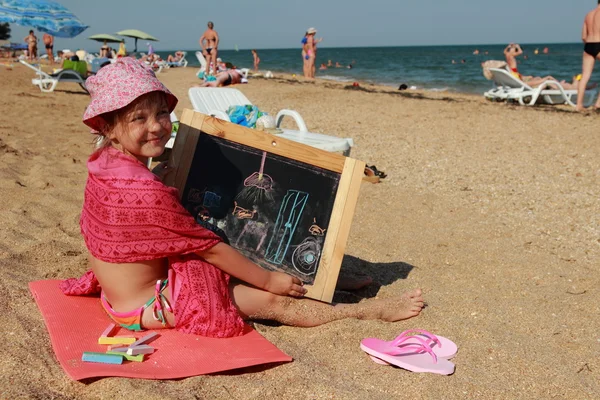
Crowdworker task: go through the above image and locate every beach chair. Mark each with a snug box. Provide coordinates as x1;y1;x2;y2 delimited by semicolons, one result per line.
188;87;354;155
19;59;87;93
195;51;208;74
483;68;597;107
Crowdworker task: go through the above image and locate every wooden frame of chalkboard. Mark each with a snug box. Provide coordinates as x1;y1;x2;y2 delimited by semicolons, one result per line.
165;109;365;303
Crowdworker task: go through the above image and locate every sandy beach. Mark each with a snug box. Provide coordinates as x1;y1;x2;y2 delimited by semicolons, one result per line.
1;63;599;399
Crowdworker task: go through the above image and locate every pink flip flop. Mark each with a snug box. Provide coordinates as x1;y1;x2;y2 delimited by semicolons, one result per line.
362;330;457;366
360;336;455;375
390;329;458;359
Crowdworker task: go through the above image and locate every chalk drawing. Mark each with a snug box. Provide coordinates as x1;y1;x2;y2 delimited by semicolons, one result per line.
265;190;309;265
309;218;326;236
236;151;274;204
291;237;321;276
232;201;258;220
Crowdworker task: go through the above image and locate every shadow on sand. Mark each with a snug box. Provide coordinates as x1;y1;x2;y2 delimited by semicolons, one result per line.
332;254;415;304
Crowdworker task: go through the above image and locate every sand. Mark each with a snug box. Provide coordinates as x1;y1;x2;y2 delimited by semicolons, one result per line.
0;63;599;399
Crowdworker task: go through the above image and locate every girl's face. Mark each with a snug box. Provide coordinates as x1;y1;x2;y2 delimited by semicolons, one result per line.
107;92;171;164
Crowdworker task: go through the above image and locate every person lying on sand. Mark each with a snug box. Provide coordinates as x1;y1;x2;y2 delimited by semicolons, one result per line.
60;58;424;337
199;69;247;87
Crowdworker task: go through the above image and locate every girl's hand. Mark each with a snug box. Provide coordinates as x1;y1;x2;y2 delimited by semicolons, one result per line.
266;272;307;297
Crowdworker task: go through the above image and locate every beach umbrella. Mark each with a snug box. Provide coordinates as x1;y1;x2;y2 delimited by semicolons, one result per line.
116;29;158;52
0;0;88;38
88;33;122;43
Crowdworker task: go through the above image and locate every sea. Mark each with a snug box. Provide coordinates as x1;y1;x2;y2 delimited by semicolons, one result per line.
152;42;589;95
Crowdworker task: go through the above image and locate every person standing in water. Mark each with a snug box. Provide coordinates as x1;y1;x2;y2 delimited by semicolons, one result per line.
200;21;219;75
251;49;260;72
577;1;600;111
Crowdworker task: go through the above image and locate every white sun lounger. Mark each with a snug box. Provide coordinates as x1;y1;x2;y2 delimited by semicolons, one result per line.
195;51;208;75
483;68;597;107
187;87;353;155
19;59;87;93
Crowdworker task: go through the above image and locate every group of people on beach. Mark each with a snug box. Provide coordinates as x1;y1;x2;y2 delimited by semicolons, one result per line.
22;30;54;63
489;2;600;111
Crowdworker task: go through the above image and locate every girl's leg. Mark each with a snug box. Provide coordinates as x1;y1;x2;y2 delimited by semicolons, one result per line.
230;281;424;327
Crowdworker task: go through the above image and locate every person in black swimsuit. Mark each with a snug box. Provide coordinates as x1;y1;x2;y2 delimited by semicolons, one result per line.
577;1;600;110
585;42;600;58
199;21;219;75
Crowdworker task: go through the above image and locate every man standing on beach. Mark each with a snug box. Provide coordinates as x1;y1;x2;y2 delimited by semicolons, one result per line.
200;21;219;75
42;33;54;64
576;1;600;111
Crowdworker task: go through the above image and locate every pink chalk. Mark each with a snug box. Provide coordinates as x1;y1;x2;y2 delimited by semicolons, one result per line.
100;323;117;338
129;332;159;348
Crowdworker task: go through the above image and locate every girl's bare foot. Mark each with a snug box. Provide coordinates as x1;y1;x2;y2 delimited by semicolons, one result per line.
360;288;424;322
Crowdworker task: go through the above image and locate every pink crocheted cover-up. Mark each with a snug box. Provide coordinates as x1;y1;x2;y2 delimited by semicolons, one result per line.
59;147;245;338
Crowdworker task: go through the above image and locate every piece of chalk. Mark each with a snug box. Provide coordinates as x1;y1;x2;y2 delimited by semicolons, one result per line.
108;345;130;352
129;332;159;348
98;336;137;345
82;352;123;364
100;323;118;338
127;345;155;356
106;351;145;362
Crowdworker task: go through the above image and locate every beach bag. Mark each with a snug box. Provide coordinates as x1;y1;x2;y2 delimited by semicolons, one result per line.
226;105;267;129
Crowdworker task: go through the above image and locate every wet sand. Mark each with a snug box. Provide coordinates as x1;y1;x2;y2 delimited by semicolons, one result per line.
0;63;599;399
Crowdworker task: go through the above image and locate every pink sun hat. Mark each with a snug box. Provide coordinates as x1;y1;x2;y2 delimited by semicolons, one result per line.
83;57;178;133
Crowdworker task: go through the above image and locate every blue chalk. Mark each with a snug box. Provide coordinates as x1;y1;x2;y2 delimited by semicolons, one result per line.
82;351;124;365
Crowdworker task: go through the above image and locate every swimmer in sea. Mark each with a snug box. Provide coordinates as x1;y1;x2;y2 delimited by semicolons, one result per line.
200;21;219;75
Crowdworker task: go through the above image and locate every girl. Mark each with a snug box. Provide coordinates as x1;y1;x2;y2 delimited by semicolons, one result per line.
61;58;424;337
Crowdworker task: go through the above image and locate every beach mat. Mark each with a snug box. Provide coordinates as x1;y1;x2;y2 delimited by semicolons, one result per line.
29;280;292;380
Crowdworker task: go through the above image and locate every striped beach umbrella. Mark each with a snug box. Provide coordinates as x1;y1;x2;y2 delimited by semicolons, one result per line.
0;0;88;38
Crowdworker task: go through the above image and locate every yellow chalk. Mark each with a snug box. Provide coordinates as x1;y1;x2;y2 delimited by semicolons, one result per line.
98;336;137;345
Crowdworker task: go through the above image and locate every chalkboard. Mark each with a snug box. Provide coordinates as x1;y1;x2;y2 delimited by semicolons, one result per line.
166;110;365;302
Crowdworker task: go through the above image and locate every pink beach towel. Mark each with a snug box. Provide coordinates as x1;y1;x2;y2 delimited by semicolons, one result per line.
30;280;291;380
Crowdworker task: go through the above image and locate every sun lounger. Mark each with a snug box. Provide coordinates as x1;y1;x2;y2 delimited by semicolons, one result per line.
483;68;597;107
187;87;354;155
19;59;87;93
195;51;208;75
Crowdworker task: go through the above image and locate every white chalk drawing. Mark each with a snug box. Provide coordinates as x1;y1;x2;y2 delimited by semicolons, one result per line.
292;237;321;276
236;220;269;252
